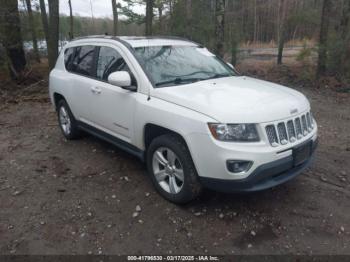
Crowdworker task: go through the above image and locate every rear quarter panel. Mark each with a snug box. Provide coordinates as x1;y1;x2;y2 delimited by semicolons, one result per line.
49;48;80;119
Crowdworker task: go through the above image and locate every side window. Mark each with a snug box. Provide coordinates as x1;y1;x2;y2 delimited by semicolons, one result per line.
64;47;75;71
96;46;130;81
71;45;95;76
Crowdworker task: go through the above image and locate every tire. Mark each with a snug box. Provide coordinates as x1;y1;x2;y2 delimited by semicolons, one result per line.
147;134;202;204
57;99;80;140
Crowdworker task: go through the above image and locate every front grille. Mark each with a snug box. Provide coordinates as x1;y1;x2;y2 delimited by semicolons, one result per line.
265;111;314;147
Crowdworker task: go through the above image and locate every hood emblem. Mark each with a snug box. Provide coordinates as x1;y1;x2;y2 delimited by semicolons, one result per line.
290;108;298;115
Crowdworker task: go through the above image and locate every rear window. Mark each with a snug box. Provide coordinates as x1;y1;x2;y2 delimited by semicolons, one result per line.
65;45;96;77
64;47;75;71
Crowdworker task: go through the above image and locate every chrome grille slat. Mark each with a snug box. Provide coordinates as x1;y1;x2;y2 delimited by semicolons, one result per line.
287;120;296;142
301;115;308;135
295;118;302;139
265;111;314;147
306;113;312;131
265;125;279;147
277;123;288;145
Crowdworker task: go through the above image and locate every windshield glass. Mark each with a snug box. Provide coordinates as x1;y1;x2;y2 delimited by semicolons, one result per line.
133;46;237;87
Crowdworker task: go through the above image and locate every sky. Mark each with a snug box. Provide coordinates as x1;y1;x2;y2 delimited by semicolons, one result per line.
59;0;145;18
18;0;144;18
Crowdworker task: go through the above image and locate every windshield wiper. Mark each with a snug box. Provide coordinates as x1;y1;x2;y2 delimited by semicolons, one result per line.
205;73;231;80
155;77;204;87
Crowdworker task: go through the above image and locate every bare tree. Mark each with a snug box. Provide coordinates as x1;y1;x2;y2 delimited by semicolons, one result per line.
227;0;239;66
317;0;331;76
0;0;27;78
145;0;154;35
337;0;350;74
89;0;95;34
47;0;59;70
25;0;40;62
340;0;350;40
253;0;257;43
68;0;74;39
215;0;225;58
39;0;49;45
277;0;288;65
112;0;119;36
155;0;165;34
185;0;192;39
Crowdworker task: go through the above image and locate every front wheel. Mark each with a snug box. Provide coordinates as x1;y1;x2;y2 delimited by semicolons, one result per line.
147;134;202;204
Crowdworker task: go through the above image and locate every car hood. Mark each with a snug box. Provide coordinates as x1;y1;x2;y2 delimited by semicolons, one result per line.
151;76;310;123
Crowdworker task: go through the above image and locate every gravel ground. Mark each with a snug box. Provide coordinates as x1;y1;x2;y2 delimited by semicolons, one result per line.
0;84;349;255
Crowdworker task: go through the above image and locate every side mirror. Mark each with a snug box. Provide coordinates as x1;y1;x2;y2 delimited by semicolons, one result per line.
108;71;136;91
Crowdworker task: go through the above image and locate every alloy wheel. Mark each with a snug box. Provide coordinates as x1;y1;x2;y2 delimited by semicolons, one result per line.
59;106;71;136
152;147;185;194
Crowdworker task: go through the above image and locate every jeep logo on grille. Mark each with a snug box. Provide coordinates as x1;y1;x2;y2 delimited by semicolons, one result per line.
290;108;298;115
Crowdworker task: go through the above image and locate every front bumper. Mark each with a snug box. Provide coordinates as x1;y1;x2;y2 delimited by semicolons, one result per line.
199;138;318;193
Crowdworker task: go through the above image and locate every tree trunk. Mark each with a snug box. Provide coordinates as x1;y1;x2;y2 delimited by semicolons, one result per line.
39;0;49;45
158;6;164;34
277;32;285;65
253;0;257;43
112;0;119;36
215;0;225;58
89;0;95;34
277;0;287;65
25;0;40;62
145;0;154;36
0;0;27;79
317;0;331;77
337;0;350;75
68;0;74;39
47;0;59;70
185;0;192;39
231;29;238;66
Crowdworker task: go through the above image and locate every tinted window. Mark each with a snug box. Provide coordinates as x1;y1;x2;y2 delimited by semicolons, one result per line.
96;47;130;81
71;46;95;76
64;47;75;71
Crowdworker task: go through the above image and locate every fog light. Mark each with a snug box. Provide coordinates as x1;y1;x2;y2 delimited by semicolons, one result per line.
226;160;253;173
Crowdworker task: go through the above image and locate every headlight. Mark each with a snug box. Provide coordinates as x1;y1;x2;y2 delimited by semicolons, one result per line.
208;123;260;142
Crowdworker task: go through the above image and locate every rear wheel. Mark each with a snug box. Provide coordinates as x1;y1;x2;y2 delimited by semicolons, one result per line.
147;134;202;204
57;100;80;140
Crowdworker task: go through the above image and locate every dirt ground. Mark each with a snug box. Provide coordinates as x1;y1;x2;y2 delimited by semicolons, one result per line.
0;63;350;255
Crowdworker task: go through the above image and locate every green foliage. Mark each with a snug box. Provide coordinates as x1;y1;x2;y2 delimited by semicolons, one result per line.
117;0;147;25
168;0;215;49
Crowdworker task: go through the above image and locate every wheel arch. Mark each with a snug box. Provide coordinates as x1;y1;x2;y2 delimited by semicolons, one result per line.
143;124;190;151
53;92;66;111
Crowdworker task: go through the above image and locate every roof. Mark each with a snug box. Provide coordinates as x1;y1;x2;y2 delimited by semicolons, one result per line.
71;35;199;48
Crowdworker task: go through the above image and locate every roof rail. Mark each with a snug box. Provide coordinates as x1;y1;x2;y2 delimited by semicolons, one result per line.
72;35;117;41
70;35;201;46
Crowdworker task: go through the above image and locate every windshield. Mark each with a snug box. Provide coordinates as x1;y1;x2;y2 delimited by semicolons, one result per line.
133;46;237;87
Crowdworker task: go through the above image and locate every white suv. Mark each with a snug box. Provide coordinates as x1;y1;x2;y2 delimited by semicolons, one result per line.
49;36;318;203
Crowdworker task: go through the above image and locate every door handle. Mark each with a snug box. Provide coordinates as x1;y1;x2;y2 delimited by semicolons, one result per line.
91;86;102;94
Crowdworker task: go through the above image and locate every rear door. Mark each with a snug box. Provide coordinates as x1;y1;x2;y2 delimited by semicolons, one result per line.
66;45;97;123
